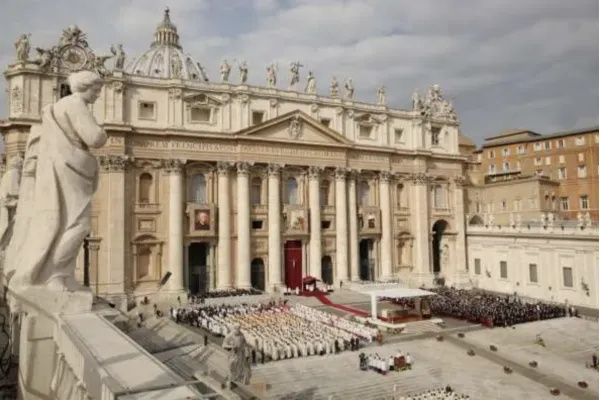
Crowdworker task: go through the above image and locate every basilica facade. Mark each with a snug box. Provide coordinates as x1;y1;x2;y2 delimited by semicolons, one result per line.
1;9;469;299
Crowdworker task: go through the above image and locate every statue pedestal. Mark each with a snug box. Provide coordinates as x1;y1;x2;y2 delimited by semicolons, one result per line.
12;288;92;400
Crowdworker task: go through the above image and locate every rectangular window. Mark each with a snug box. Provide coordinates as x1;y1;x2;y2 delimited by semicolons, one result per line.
562;267;573;288
138;101;156;119
580;195;589;210
488;150;495;158
251;111;265;125
545;156;551;165
431;127;441;145
502;148;510;157
556;139;566;148
534;157;542;166
488;165;496;174
529;264;538;283
534;142;542;152
517;145;526;154
502;162;510;172
359;124;374;138
321;220;332;230
320;118;331;128
558;167;567;180
575;136;585;146
544;141;551;150
577;165;587;178
558;155;565;164
560;197;569;211
500;261;508;279
190;106;211;122
251;220;263;230
394;128;404;143
578;153;585;162
474;258;481;275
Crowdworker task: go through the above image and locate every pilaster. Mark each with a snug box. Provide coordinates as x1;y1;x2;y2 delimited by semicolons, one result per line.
164;158;186;292
98;155;130;295
236;162;252;288
308;166;323;279
379;171;393;280
217;162;233;289
335;167;349;281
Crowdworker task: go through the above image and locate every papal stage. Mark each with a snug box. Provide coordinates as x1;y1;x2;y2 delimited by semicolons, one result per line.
1;9;469;301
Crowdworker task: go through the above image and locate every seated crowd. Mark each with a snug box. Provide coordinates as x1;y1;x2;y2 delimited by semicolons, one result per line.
192;288;262;299
390;287;566;327
170;301;373;361
290;304;378;341
397;386;470;400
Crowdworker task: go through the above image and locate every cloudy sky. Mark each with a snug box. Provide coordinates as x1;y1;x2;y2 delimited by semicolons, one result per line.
0;0;597;144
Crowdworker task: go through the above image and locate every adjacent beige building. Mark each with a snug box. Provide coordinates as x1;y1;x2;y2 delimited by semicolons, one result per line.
1;9;471;300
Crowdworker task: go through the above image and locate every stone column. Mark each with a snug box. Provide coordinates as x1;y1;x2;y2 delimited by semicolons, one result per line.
267;164;283;289
379;171;393;280
236;162;252;288
165;159;185;292
453;176;467;274
99;155;129;295
335;167;349;281
217;162;233;289
410;173;431;280
308;166;323;279
348;170;360;281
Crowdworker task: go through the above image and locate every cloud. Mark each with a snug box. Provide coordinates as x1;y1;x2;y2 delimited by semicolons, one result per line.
0;0;597;145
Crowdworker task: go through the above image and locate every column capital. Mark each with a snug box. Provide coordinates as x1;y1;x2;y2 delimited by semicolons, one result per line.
99;155;132;172
308;165;324;179
452;175;466;187
162;158;186;174
334;167;348;181
409;172;430;185
236;161;253;176
378;171;392;183
216;161;234;176
267;163;284;177
347;168;361;180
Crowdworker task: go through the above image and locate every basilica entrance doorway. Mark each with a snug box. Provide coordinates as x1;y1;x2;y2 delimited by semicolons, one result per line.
321;256;333;285
359;239;374;281
250;258;266;292
432;220;449;275
188;242;209;295
284;240;302;289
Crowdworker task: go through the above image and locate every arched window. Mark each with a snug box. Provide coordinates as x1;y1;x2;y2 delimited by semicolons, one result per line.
358;181;370;206
136;245;152;280
396;183;404;208
251;177;262;205
189;174;207;204
285;177;298;205
433;184;446;209
138;173;153;203
319;180;331;207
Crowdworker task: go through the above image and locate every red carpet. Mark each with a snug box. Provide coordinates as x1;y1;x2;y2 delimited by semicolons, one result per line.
314;294;371;317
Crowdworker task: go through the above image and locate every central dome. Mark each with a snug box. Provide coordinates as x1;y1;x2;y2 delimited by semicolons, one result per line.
124;7;208;81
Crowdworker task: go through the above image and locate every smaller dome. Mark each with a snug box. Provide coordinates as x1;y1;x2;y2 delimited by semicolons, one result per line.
124;7;208;81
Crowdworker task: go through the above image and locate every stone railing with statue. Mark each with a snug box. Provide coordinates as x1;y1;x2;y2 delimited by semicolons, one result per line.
467;212;598;238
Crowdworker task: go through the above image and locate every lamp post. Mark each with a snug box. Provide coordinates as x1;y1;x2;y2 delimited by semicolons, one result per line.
83;235;90;287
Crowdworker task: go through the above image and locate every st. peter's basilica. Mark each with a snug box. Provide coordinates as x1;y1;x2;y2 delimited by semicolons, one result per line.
2;8;469;300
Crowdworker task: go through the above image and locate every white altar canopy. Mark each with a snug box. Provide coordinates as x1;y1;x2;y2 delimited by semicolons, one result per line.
358;287;437;319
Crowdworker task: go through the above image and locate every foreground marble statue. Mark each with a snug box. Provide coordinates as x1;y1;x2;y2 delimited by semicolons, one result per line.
6;70;107;308
222;324;252;389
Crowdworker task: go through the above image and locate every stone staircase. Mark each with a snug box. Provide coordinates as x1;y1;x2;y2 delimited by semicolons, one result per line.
402;320;444;335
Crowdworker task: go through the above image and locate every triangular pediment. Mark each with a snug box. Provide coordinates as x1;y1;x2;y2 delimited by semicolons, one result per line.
182;92;222;106
236;110;352;146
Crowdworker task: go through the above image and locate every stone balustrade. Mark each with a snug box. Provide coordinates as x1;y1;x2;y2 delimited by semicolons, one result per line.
467;222;598;237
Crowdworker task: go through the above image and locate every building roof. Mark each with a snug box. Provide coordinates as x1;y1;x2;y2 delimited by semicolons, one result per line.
124;8;207;81
481;126;599;149
458;132;476;147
